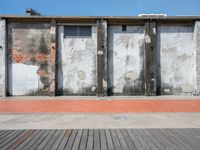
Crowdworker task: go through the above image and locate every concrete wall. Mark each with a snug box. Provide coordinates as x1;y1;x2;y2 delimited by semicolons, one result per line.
57;26;97;95
0;19;6;97
2;19;200;96
194;21;200;94
108;26;145;95
7;23;55;96
157;25;196;95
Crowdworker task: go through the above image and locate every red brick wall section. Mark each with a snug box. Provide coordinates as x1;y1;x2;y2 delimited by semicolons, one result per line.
8;23;56;96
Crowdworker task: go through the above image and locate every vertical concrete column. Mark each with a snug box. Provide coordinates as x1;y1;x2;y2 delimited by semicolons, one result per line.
144;20;157;96
49;20;56;96
97;19;108;96
0;19;6;97
194;21;200;94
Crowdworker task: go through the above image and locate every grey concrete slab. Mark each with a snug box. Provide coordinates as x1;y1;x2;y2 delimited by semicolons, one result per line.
0;113;199;129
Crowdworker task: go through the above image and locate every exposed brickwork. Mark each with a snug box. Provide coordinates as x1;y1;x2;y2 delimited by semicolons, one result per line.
49;24;56;94
8;23;56;96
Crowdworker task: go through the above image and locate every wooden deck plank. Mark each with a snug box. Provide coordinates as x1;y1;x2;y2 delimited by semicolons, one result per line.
0;130;11;139
0;130;19;144
105;129;115;150
148;129;177;150
43;129;62;150
0;130;7;135
110;129;122;150
142;129;165;150
167;129;196;149
188;128;200;137
15;130;41;150
64;129;78;150
126;129;143;150
0;129;199;150
131;129;150;150
51;130;66;150
115;129;130;150
180;129;200;145
94;129;101;150
136;129;159;150
57;129;73;150
37;129;56;149
8;130;35;150
28;130;51;150
159;129;190;150
192;128;200;135
165;129;194;149
71;129;83;150
100;129;107;150
174;129;200;149
86;129;94;150
120;129;137;150
0;130;27;150
0;130;14;140
0;130;24;149
79;129;88;150
22;130;46;150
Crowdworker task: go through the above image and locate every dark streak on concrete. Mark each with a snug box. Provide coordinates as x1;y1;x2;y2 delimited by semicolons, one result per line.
144;20;157;96
97;19;107;96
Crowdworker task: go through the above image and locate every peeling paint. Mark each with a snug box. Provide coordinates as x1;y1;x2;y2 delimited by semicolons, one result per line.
8;23;54;96
57;26;97;95
158;26;196;95
108;26;145;95
0;19;6;96
194;21;200;94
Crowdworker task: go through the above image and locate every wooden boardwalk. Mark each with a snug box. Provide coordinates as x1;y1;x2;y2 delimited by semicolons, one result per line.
0;129;199;150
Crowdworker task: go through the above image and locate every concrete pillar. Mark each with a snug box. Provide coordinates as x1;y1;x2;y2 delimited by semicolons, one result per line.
0;19;6;97
194;21;200;94
144;20;157;96
97;19;108;96
49;20;56;96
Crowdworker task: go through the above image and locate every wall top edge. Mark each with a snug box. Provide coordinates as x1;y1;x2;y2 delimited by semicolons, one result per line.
1;15;200;20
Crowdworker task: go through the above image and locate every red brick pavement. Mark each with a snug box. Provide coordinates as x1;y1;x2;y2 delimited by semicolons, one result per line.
0;98;200;113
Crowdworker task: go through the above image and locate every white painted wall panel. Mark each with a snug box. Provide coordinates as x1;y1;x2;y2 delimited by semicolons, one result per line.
58;26;97;95
158;26;196;95
11;64;39;95
0;19;6;96
108;26;145;95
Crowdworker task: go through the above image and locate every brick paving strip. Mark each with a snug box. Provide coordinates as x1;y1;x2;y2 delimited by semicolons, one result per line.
0;99;200;113
0;129;200;150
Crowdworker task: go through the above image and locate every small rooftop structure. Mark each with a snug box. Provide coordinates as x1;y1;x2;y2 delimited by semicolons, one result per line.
138;14;167;17
25;8;41;16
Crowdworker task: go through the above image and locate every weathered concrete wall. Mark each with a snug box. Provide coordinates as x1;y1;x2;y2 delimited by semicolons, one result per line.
8;23;55;96
57;26;97;95
194;21;200;94
2;20;200;97
0;19;6;97
157;26;196;95
108;26;145;95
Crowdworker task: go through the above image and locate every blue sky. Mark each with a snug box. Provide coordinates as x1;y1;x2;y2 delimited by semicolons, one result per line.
0;0;200;16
